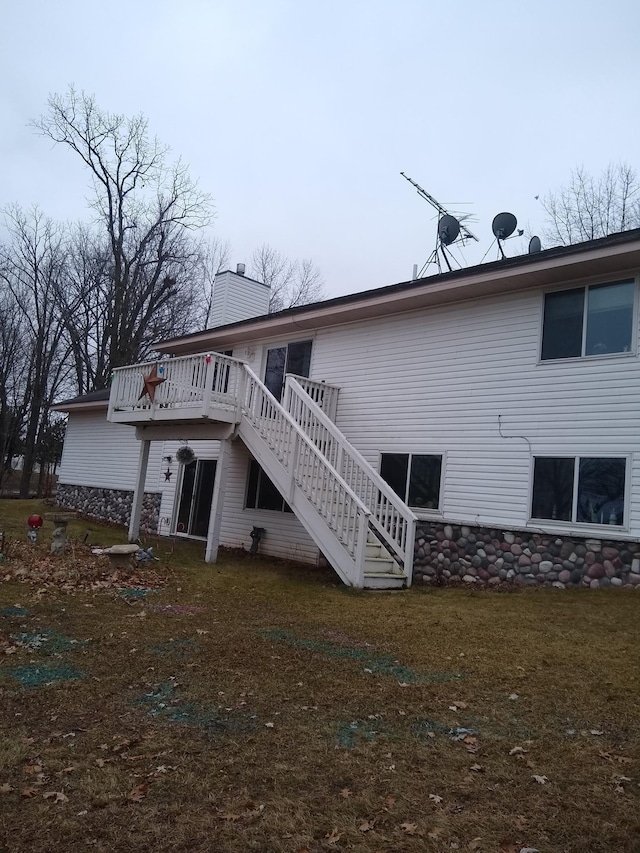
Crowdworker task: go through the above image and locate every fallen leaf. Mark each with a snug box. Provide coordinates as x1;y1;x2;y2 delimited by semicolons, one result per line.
43;790;68;803
532;775;548;785
429;793;443;804
220;813;241;822
400;822;418;835
508;693;519;701
196;629;209;635
24;763;43;775
509;746;526;755
338;788;352;798
590;729;604;736
0;783;14;794
469;838;483;850
21;788;38;798
470;763;484;772
358;819;374;832
128;783;148;802
325;828;342;844
264;722;274;728
383;795;396;807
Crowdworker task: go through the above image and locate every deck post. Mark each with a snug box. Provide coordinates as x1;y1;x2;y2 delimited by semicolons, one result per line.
205;437;231;563
128;439;150;542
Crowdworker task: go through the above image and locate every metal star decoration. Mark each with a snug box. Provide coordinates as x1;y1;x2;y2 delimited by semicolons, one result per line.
164;469;173;481
138;363;165;402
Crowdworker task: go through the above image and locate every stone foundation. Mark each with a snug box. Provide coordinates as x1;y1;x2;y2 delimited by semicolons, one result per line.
55;484;161;532
414;520;640;589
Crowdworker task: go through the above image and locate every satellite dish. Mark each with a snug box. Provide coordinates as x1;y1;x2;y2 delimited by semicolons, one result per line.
438;214;460;246
528;235;542;253
492;212;517;240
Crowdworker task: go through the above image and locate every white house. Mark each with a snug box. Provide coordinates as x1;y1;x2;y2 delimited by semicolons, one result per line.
53;230;640;589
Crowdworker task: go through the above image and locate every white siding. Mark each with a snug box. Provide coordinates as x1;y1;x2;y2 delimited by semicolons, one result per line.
57;413;162;493
218;440;319;564
209;271;270;327
303;284;640;538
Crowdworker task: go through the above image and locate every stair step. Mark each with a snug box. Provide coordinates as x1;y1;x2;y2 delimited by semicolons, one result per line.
362;571;407;590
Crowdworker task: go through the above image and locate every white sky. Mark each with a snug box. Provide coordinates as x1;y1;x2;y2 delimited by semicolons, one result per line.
2;0;639;298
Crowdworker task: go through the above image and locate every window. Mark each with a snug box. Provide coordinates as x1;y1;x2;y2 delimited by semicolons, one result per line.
541;280;635;360
264;340;312;401
245;460;292;513
380;453;442;510
531;456;626;526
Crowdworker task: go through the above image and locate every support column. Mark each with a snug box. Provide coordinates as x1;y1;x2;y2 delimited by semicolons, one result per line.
205;438;232;563
128;439;150;542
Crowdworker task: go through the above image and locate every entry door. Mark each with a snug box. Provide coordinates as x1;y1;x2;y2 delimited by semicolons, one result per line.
175;459;217;538
264;340;312;401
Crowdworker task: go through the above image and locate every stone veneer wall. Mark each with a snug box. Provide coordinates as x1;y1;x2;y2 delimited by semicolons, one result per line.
56;484;161;532
414;520;640;589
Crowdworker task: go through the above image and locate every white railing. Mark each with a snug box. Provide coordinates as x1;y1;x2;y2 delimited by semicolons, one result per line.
286;374;340;421
108;351;413;585
108;353;242;418
283;375;417;581
241;366;370;585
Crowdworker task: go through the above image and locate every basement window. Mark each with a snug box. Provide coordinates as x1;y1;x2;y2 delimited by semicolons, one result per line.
531;456;626;526
380;453;442;510
541;280;635;360
245;460;293;513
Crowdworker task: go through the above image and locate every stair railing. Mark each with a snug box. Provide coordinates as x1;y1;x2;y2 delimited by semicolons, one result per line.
240;366;370;586
283;375;417;583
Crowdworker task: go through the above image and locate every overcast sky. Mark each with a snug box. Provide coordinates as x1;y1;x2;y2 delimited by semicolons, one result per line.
2;0;639;299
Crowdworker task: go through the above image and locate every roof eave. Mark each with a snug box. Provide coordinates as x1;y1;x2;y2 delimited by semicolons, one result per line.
157;236;640;354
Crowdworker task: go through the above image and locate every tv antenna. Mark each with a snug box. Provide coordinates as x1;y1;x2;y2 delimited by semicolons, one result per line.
400;171;479;275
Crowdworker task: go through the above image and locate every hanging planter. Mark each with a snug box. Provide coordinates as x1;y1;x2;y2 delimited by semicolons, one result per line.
176;445;195;465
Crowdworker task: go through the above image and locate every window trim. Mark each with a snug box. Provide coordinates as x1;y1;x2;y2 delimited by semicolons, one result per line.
378;450;445;514
538;277;638;364
528;453;630;531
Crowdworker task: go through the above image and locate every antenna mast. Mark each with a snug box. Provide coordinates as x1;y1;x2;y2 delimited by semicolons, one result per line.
400;171;479;244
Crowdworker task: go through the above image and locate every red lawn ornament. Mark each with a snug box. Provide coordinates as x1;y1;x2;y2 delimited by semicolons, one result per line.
27;514;43;529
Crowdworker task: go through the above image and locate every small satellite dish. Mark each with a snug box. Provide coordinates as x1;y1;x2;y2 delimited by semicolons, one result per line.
492;212;517;241
528;235;542;253
438;214;460;246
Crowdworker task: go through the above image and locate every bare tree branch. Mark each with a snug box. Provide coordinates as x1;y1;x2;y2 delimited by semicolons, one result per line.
250;244;325;312
542;162;640;246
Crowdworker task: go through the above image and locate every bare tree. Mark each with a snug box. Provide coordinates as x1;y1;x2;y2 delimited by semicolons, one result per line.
0;283;28;489
32;87;213;376
0;206;71;497
250;244;325;312
542;162;640;246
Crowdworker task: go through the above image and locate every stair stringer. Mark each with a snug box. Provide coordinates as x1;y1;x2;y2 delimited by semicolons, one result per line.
237;417;365;587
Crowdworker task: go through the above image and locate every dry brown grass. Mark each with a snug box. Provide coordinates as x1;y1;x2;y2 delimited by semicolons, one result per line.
0;500;638;852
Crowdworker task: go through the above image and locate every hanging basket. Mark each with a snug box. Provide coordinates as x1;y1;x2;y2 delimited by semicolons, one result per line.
176;445;195;465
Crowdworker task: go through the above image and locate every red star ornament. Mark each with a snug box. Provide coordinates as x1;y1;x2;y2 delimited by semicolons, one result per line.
138;363;166;402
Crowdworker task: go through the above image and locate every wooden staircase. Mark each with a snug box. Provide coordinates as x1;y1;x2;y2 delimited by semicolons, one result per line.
109;354;417;589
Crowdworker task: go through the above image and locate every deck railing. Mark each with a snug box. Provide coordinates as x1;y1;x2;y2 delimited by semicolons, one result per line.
286;374;340;421
283;375;417;581
108;353;242;419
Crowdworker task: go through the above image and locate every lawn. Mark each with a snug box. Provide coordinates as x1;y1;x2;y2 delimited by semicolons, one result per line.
0;500;638;853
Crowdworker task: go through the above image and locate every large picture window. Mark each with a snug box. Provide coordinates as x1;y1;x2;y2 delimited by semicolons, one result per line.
380;453;442;510
541;280;635;360
245;460;292;513
531;456;626;526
